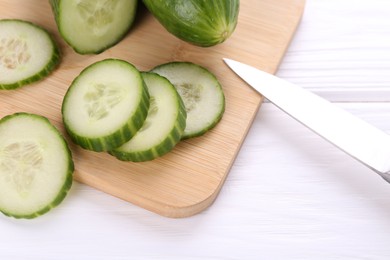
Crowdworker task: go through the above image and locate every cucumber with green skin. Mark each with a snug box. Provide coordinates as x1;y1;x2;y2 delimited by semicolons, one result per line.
152;62;225;139
62;59;150;152
143;0;240;47
49;0;138;54
0;113;74;219
110;72;186;162
0;19;60;90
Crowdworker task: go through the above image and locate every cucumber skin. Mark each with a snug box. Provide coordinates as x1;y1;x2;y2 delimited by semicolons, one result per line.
0;113;74;219
62;59;150;152
0;19;61;90
109;119;186;162
142;0;240;47
49;0;137;54
64;101;148;152
152;62;225;139
109;72;187;162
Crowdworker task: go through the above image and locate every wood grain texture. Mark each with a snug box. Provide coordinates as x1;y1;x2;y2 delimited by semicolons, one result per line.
0;0;305;217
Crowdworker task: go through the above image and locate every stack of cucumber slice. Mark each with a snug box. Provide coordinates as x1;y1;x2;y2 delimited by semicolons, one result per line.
62;59;225;162
109;72;187;162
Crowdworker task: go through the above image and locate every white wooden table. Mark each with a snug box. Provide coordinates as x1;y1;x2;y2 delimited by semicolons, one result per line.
2;0;390;259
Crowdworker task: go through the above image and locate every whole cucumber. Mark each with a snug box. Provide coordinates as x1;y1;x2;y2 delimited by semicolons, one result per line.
143;0;239;47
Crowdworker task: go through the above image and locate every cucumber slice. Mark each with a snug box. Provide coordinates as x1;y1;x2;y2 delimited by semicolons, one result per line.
50;0;137;54
0;19;60;90
152;62;225;139
0;113;73;219
62;59;149;152
110;72;186;162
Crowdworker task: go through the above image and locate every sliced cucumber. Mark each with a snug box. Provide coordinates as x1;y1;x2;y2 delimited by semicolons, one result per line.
0;113;73;219
0;19;60;90
110;72;186;162
152;62;225;139
50;0;137;54
62;59;149;152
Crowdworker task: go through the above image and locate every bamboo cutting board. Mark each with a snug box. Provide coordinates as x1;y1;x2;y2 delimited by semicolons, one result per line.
0;0;305;218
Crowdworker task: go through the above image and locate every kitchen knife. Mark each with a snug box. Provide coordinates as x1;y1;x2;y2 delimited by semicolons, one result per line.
223;58;390;183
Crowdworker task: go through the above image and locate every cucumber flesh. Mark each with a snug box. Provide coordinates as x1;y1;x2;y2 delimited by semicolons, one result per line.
0;113;73;219
0;19;60;90
50;0;137;54
110;72;186;162
62;59;149;152
152;62;225;139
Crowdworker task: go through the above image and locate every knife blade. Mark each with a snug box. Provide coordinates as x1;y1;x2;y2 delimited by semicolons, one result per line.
223;58;390;183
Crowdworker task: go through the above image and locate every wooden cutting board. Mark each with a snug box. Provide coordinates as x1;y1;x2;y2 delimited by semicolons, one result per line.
0;0;305;218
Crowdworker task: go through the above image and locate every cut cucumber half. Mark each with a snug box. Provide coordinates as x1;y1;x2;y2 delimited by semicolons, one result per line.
50;0;138;54
0;113;73;219
0;19;60;90
110;72;186;162
62;59;149;152
152;62;225;139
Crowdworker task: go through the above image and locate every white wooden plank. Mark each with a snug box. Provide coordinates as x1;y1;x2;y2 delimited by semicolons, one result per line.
277;0;390;102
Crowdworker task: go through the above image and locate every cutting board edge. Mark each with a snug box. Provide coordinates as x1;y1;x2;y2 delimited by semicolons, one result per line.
162;2;307;218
